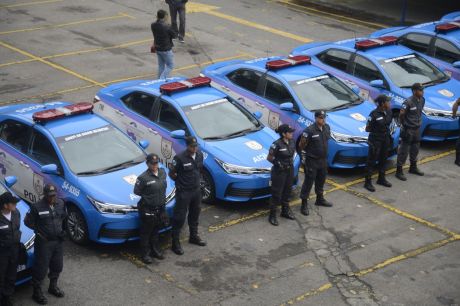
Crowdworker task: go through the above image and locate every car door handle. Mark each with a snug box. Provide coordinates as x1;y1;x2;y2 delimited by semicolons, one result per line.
255;101;265;108
148;128;158;134
115;109;124;116
19;161;30;168
221;86;231;92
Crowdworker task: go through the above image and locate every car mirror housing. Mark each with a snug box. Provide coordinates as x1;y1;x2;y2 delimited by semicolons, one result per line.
280;102;294;112
170;129;186;139
139;139;149;150
4;176;17;188
41;164;59;175
370;79;385;88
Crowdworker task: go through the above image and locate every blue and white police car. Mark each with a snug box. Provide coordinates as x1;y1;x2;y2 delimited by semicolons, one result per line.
93;76;300;203
369;12;460;80
291;36;460;141
201;55;399;168
0;176;35;285
0;102;175;244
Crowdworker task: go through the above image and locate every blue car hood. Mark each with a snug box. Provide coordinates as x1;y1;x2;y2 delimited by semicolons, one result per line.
77;163;174;206
400;79;460;111
325;101;375;136
202;127;276;168
17;200;34;244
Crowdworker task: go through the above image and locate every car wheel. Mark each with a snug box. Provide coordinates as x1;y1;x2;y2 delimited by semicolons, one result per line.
201;170;215;204
66;205;89;244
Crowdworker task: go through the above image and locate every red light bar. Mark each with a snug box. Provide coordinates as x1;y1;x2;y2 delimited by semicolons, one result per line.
355;36;398;50
160;76;211;95
33;102;93;123
266;55;311;70
435;22;460;33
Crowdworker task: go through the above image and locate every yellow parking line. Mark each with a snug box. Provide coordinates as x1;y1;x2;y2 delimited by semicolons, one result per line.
0;0;61;9
280;283;333;306
0;13;130;35
0;40;105;87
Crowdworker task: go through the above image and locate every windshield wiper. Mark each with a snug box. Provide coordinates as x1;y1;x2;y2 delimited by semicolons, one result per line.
328;103;350;111
203;136;226;140
101;159;141;173
77;170;105;176
225;127;257;138
423;76;449;87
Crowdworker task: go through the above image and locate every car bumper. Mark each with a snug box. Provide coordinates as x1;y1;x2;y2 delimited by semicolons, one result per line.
421;116;460;141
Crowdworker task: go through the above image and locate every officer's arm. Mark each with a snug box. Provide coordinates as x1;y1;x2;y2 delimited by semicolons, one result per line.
168;157;180;180
365;115;372;133
453;98;460;117
133;176;145;196
299;134;309;151
24;206;36;230
267;143;277;164
399;102;408;125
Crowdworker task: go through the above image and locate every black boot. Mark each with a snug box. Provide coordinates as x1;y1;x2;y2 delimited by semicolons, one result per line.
395;166;407;181
268;207;278;226
48;279;64;298
364;177;376;192
376;172;392;187
300;199;309;216
32;286;48;305
409;163;424;176
189;229;206;246
2;295;13;306
315;194;333;207
171;233;184;255
151;234;164;260
280;205;295;220
456;157;460;167
142;254;153;264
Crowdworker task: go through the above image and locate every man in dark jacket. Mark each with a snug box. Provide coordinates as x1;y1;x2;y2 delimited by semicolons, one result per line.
166;0;187;43
0;192;21;306
151;9;176;79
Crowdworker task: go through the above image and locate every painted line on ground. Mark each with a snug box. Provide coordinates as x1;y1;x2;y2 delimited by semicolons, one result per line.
0;0;61;9
280;283;333;305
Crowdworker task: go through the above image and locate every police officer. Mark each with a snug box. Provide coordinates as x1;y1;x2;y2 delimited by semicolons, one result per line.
25;184;66;305
267;124;296;226
299;110;333;215
452;97;460;167
0;192;21;306
134;153;168;264
364;94;393;192
168;136;206;255
396;82;425;181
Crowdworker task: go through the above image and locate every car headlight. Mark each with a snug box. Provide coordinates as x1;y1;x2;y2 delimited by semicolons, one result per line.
215;158;271;175
166;187;176;204
422;107;453;117
87;196;137;214
331;131;368;143
24;234;35;250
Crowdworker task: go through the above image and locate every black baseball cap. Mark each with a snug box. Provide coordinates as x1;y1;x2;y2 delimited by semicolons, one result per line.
186;136;198;147
315;110;326;118
0;192;19;206
276;124;295;135
43;184;57;196
411;83;424;91
146;153;160;164
375;94;391;105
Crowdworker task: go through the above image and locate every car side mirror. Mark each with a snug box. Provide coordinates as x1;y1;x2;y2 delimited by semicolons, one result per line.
280;102;294;112
4;176;17;188
370;79;385;88
41;164;59;175
253;111;263;120
352;86;360;95
170;129;186;139
453;61;460;68
139;140;149;150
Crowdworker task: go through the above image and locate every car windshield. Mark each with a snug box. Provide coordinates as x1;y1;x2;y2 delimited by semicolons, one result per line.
290;75;362;111
381;54;448;88
57;125;145;175
183;98;261;140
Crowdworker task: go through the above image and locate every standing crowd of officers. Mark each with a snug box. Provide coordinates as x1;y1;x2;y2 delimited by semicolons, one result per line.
0;83;459;305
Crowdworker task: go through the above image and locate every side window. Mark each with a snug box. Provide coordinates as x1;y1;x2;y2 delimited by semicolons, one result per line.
399;33;431;54
318;49;352;72
227;69;262;93
155;100;188;133
351;55;383;82
263;77;294;105
28;130;61;167
0;120;30;152
433;38;460;64
122;92;156;118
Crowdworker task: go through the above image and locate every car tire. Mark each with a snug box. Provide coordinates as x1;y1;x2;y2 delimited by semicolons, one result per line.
66;204;89;245
201;170;215;204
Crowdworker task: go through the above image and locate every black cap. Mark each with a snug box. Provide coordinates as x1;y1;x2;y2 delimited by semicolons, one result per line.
43;184;57;196
276;124;295;135
146;153;160;164
186;136;198;147
0;192;19;206
411;83;424;91
315;110;326;118
375;94;391;106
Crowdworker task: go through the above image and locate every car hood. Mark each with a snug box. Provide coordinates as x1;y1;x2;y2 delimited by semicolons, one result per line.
325;100;375;137
202;127;276;168
77;163;175;206
400;79;460;111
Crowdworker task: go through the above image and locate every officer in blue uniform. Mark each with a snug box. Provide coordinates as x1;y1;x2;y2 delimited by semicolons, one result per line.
453;98;460;167
169;136;206;255
299;110;333;216
267;124;296;226
25;184;67;305
0;192;20;306
364;94;393;192
134;153;168;264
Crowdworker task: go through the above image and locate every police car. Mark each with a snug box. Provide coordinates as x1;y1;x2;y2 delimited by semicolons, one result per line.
93;76;300;203
201;56;399;168
369;12;460;80
0;176;35;285
0;102;176;244
291;36;460;141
